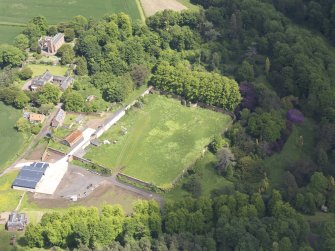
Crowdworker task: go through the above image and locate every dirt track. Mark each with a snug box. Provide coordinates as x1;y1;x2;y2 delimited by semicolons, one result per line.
140;0;187;17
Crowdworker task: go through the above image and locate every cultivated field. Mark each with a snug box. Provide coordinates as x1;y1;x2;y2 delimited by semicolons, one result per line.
0;103;25;171
140;0;187;17
0;0;142;25
0;25;23;44
0;0;143;43
85;95;231;187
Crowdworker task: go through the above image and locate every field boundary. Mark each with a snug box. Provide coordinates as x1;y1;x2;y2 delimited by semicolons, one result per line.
117;173;163;192
71;156;112;176
117;147;208;193
135;0;146;21
66;111;105;117
156;88;236;121
46;147;66;156
0;22;26;27
170;147;208;186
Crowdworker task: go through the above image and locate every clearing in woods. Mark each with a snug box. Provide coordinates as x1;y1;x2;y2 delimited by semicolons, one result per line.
85;94;231;188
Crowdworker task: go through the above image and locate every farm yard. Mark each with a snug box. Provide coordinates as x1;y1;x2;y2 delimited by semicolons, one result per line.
85;94;231;188
0;103;25;171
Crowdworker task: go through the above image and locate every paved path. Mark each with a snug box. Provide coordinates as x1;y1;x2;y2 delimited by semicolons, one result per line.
15;192;26;211
0;103;62;178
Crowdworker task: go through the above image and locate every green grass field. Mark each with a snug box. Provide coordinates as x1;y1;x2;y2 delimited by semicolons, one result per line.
0;25;23;44
0;0;142;25
27;64;68;77
0;103;25;171
0;171;25;212
164;152;233;200
263;119;317;187
0;0;143;44
85;95;231;187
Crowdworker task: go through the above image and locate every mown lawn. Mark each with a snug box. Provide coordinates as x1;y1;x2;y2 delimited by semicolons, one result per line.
85;94;231;187
27;64;68;77
263;119;317;187
0;0;142;25
0;102;26;171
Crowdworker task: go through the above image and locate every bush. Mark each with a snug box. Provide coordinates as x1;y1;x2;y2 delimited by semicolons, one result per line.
209;135;228;153
15;117;30;133
31;124;42;135
19;66;33;80
64;28;75;42
182;175;202;197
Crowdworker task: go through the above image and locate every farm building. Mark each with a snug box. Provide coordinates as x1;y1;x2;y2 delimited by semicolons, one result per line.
29;113;45;123
53;75;74;90
62;130;83;147
6;212;27;231
12;162;49;191
51;109;66;128
38;33;65;54
30;70;74;91
30;70;53;90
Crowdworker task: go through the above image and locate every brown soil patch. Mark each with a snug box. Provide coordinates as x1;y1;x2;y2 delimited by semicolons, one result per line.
27;142;47;161
140;0;187;17
28;182;145;213
86;116;106;129
42;150;63;163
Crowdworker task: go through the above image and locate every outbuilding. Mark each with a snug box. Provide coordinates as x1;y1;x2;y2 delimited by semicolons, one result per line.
29;113;46;124
51;109;66;128
62;130;83;147
12;162;49;191
6;212;27;231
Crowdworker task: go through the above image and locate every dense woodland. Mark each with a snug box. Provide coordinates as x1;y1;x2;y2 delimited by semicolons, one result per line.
0;0;335;250
25;192;321;250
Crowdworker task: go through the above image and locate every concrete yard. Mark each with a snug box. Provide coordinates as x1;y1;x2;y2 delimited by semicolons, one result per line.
35;159;68;195
31;165;154;213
